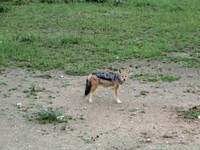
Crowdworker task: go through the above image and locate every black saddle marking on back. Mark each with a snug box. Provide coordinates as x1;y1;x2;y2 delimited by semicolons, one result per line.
92;72;120;81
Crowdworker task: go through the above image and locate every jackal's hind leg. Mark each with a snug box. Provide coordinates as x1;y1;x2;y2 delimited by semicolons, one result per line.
88;92;93;103
114;85;121;104
88;83;98;103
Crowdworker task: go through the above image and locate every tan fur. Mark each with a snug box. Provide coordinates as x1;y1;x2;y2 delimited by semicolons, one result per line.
86;70;129;103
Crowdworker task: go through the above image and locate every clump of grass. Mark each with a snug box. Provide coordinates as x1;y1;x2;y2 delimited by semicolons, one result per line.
132;73;180;82
24;106;85;124
25;92;38;99
13;0;39;5
8;87;18;91
77;135;94;144
0;81;7;85
140;90;149;96
129;108;137;112
182;128;197;135
0;6;9;13
132;73;159;82
61;35;81;45
79;115;85;120
24;81;46;99
30;81;37;92
182;105;200;119
139;109;146;114
159;74;180;82
0;108;7;116
48;95;55;99
83;138;94;144
26;107;74;124
13;0;108;4
43;35;82;49
167;56;200;68
24;81;38;99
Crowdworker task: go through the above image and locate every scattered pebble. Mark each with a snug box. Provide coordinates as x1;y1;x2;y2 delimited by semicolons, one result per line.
118;108;125;111
17;103;22;108
60;75;64;78
57;116;64;121
180;135;185;143
130;112;137;116
146;138;152;143
60;125;66;131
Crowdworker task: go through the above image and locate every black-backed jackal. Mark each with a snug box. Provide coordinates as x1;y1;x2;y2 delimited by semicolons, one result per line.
84;70;129;103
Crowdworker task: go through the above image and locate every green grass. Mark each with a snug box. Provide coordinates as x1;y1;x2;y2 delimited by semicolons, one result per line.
159;74;180;82
0;0;200;75
129;108;137;112
140;90;149;96
132;73;180;82
0;81;7;85
23;81;42;99
179;105;200;119
25;107;74;124
8;87;18;91
183;106;200;119
23;105;85;124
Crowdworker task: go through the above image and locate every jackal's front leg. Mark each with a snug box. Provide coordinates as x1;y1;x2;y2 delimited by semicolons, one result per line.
114;85;121;104
88;92;93;103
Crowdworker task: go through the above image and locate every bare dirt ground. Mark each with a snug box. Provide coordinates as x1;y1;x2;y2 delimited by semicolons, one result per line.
0;59;200;150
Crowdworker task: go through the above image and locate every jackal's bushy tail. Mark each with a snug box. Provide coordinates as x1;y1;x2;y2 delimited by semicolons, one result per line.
85;78;91;96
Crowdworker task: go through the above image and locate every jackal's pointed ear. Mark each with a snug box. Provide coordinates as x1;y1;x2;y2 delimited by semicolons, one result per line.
119;69;121;73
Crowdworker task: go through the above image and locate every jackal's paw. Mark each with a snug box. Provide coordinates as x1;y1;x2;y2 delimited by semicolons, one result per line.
88;99;93;103
116;99;122;104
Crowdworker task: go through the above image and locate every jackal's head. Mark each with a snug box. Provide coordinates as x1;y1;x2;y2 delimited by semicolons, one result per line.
119;70;129;83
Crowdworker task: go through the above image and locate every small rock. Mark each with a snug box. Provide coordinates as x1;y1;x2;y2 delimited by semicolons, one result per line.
132;112;137;115
17;103;22;108
198;116;200;119
60;75;64;78
180;135;185;143
118;108;125;111
60;125;66;131
146;138;152;143
163;134;173;138
57;116;64;121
